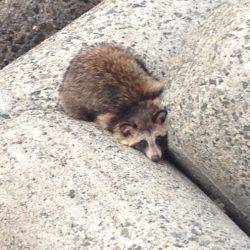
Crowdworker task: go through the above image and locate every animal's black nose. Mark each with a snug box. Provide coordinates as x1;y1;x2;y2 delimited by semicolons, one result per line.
151;155;161;162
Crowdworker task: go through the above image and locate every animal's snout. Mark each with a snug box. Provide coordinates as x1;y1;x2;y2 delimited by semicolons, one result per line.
151;155;161;162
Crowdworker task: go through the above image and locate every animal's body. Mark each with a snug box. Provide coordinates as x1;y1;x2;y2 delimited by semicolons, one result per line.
60;43;168;162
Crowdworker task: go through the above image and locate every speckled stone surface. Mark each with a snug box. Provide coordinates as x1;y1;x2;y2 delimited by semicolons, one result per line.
163;0;250;232
0;0;250;248
0;0;102;69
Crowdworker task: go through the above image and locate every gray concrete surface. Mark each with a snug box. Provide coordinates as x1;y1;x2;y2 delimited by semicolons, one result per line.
0;0;102;69
163;0;250;232
0;0;249;248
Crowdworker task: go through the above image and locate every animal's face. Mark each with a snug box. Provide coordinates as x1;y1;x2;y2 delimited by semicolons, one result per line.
114;101;168;162
130;123;168;162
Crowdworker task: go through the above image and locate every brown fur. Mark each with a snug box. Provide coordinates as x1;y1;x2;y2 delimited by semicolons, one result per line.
60;43;168;162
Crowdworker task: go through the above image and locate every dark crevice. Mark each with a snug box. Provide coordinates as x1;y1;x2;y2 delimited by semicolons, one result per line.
163;147;250;236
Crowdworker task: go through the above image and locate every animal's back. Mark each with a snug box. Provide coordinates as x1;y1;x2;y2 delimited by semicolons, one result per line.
60;43;163;120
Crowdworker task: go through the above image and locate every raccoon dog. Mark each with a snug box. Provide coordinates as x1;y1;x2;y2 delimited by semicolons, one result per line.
60;43;168;162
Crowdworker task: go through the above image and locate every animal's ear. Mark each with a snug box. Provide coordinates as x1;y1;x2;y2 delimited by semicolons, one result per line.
152;109;168;124
120;122;136;136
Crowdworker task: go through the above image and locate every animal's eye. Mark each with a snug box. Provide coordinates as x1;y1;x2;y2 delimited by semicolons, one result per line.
132;140;148;152
156;135;168;147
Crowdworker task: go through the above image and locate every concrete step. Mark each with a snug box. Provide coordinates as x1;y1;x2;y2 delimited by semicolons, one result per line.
0;0;249;249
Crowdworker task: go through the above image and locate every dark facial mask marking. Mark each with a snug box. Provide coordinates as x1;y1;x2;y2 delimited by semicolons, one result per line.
132;139;148;152
156;134;168;149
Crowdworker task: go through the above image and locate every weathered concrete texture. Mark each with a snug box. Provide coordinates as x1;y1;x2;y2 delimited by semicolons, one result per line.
163;1;250;232
0;0;102;69
2;112;250;249
0;0;249;248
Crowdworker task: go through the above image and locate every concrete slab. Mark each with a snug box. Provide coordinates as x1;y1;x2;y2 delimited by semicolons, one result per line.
163;1;250;232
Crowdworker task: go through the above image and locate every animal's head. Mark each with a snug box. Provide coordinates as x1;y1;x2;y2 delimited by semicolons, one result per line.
113;99;168;162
